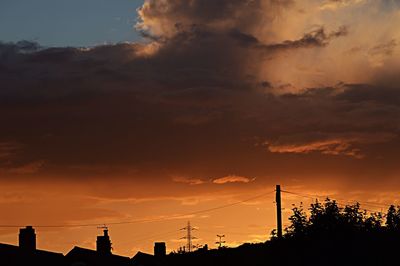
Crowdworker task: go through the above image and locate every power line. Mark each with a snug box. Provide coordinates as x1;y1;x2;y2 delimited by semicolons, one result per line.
281;190;391;213
119;229;180;246
0;191;274;228
282;190;392;207
199;228;254;236
281;190;316;200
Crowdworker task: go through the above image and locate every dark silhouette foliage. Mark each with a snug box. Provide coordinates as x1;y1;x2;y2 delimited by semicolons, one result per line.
284;198;397;238
160;199;400;266
269;199;400;266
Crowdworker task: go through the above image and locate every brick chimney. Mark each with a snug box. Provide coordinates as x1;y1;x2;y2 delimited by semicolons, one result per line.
154;242;166;257
19;226;36;252
96;229;112;255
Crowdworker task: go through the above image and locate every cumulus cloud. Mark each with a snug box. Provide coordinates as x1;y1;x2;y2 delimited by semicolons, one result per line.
0;0;399;190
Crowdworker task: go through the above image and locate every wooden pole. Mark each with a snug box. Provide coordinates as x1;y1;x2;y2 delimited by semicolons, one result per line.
276;185;283;239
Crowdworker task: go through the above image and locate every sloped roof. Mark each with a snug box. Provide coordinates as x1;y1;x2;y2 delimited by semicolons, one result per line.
0;243;65;266
66;246;131;266
131;251;164;266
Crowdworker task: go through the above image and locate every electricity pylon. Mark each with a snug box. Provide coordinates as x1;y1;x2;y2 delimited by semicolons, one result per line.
180;221;197;252
216;234;226;248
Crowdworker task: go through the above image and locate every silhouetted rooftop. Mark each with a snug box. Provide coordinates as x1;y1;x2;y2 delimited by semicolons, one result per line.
0;242;65;266
131;251;164;266
66;246;131;266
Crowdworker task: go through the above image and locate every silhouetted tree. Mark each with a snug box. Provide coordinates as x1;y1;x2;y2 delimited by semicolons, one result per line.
385;205;400;231
285;203;308;237
286;198;388;238
363;211;383;232
269;229;277;240
343;203;363;226
307;198;342;235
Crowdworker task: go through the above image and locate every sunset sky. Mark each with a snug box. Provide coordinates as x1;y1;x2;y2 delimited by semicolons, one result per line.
1;0;400;256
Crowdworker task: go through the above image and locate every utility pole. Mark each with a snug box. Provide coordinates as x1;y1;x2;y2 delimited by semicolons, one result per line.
276;185;283;239
216;234;225;249
180;221;197;252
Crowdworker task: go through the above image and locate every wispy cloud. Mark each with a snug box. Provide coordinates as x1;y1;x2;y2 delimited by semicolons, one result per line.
264;132;396;159
266;139;363;158
172;176;207;185
213;175;255;184
320;0;365;10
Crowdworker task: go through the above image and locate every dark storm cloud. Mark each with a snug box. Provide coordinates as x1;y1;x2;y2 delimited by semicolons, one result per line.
0;0;399;188
231;26;348;50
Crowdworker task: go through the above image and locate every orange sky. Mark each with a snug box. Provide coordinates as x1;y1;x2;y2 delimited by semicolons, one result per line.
0;179;399;256
1;0;400;257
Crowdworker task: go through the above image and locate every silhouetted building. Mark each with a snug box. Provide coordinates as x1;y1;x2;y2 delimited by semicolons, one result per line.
66;246;130;266
154;242;166;257
199;244;208;252
66;229;130;266
0;226;65;266
96;229;112;255
0;243;66;266
131;251;164;266
19;226;36;252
